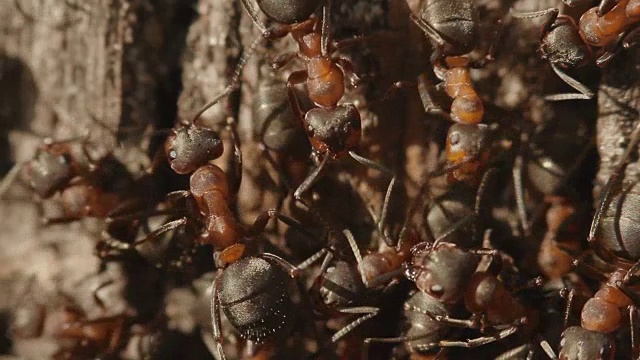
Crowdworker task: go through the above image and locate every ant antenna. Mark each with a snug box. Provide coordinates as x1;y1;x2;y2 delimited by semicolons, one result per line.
321;0;332;56
545;64;594;101
0;162;24;199
191;35;265;124
240;0;268;34
589;117;640;244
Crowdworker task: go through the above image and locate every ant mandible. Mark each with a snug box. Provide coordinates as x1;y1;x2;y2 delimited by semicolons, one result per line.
511;0;640;100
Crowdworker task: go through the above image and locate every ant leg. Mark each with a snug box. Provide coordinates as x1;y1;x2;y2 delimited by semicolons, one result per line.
248;208;319;241
630;305;639;358
495;344;532;360
513;155;530;236
0;162;25;199
348;151;396;245
100;217;188;253
571;256;608;282
545;64;594;101
191;36;265;124
335;57;364;88
210;272;227;360
430;214;477;248
260;252;322;278
623;259;640;284
293;155;329;209
623;25;640;49
331;306;379;342
362;334;446;360
592;0;622;15
226;117;243;195
270;52;299;70
474;168;498;242
414;326;518;351
343;229;370;287
539;338;558;359
589;118;640;244
560;287;576;328
320;0;332;56
417;74;450;119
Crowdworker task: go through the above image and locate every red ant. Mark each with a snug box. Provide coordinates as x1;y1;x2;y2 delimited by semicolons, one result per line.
0;135;138;224
189;0;397;244
395;0;495;184
512;0;640;100
548;119;640;359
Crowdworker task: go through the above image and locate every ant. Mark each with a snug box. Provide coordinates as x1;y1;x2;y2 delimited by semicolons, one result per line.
401;0;497;184
0;135;137;224
550;119;640;359
310;218;419;346
50;306;128;360
511;0;640;100
99;115;328;358
360;231;536;359
190;0;397;244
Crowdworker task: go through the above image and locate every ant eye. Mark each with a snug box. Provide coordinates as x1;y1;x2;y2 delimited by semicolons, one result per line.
58;153;72;165
169;149;177;160
307;125;315;136
428;284;445;298
449;132;460;145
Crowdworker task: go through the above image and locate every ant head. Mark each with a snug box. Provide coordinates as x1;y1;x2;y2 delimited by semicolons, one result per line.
559;326;614;360
25;147;75;198
304;104;361;158
540;16;591;69
256;0;321;24
406;243;479;304
165;125;223;174
446;123;489;164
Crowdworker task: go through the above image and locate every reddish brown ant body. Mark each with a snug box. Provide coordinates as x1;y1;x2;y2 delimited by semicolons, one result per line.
512;0;640;100
409;0;493;184
0;136;137;224
191;0;397;245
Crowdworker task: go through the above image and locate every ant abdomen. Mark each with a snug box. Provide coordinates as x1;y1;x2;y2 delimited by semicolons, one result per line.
252;75;309;153
595;182;640;261
218;256;295;343
417;0;479;56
